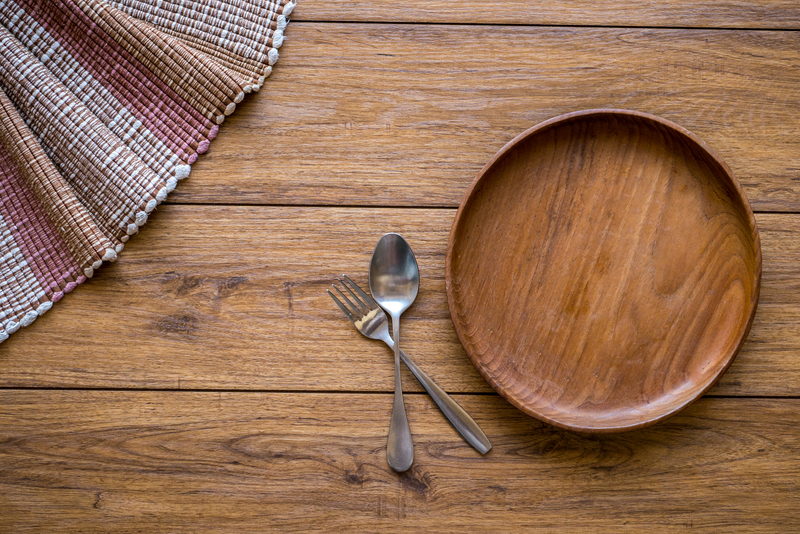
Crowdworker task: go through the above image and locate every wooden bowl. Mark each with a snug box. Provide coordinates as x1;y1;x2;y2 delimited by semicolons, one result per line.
446;110;761;433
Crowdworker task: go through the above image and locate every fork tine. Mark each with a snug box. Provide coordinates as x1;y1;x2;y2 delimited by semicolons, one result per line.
338;277;369;313
343;275;379;309
332;284;364;318
327;289;356;323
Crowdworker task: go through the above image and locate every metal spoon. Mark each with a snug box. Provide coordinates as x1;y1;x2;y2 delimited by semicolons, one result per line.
369;233;419;472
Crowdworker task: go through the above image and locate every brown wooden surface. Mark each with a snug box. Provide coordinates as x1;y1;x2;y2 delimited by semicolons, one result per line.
1;206;798;397
447;110;761;432
174;24;800;211
1;392;799;533
295;1;800;29
2;1;800;531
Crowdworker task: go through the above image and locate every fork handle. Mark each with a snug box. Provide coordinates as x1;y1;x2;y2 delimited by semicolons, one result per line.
397;348;492;454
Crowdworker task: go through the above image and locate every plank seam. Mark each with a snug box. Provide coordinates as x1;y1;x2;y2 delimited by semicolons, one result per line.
288;20;800;32
160;203;800;215
0;387;796;399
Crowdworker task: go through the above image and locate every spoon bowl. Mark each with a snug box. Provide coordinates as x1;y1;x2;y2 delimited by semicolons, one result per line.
369;234;420;316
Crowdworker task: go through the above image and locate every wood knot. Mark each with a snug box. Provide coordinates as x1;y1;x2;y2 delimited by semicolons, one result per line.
398;467;433;496
154;313;198;336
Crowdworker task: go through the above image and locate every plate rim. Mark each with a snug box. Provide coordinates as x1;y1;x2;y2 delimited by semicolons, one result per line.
445;108;763;433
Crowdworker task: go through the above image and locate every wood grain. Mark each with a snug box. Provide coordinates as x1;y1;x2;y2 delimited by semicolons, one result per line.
3;5;799;530
0;206;794;396
174;24;800;211
447;110;761;432
294;0;800;29
1;391;798;533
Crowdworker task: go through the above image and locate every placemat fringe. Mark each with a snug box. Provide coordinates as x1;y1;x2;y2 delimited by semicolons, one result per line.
0;0;293;342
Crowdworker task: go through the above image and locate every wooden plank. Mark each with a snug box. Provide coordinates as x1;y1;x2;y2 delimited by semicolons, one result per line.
0;207;797;396
173;24;800;211
1;391;798;532
293;1;800;29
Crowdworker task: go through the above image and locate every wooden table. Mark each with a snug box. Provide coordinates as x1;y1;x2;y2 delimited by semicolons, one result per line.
2;2;799;531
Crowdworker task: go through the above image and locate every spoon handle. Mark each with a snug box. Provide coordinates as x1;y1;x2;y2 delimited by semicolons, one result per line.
387;317;413;472
397;348;492;454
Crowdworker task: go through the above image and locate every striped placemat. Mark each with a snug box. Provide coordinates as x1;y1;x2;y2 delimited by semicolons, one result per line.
0;0;295;343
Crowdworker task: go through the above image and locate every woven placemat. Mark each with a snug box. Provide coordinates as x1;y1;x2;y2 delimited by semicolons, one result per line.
0;0;295;343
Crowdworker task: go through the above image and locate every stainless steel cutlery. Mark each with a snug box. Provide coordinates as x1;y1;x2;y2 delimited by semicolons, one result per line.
328;274;492;463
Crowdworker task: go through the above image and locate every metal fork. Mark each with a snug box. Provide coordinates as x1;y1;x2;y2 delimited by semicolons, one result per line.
328;275;492;454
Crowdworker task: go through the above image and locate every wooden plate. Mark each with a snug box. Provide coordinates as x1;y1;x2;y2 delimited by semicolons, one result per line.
446;110;761;433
